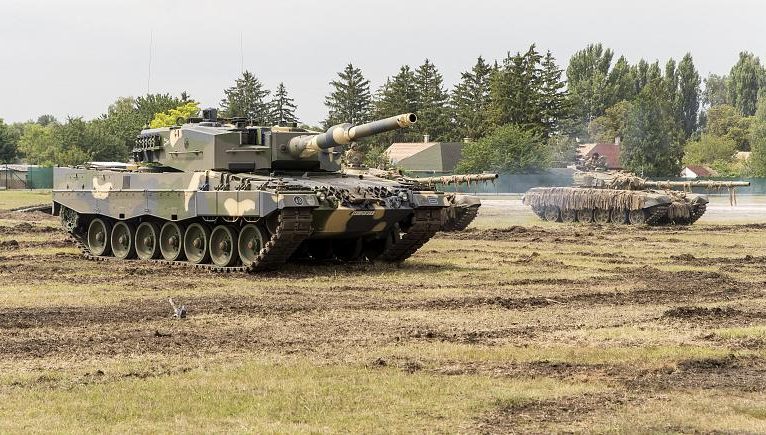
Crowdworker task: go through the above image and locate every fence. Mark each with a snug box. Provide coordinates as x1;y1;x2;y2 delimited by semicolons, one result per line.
0;165;53;190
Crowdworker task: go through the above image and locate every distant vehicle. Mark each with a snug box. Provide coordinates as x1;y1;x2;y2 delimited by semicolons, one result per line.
523;168;749;226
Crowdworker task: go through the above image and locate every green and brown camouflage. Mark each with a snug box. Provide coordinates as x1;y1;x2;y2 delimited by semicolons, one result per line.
355;169;498;231
53;110;448;271
523;169;750;226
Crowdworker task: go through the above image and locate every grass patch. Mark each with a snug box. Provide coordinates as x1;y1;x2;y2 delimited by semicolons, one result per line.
714;326;766;339
0;358;601;433
373;342;745;368
0;190;51;210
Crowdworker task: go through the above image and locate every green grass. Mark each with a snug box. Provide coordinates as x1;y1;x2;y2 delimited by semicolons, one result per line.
0;358;601;433
0;189;50;210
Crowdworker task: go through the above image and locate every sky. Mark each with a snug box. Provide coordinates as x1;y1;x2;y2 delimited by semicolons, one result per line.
1;0;765;126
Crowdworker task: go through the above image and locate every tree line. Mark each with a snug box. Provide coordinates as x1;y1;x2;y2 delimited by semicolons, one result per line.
3;43;766;177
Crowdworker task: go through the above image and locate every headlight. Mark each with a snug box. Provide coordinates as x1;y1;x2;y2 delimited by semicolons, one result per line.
398;191;408;201
316;191;327;202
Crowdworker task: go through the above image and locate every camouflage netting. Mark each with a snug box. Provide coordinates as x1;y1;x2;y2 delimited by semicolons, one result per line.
667;201;691;220
606;174;646;190
523;187;647;211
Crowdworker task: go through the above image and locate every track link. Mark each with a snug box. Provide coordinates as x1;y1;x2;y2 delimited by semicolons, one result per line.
442;205;480;232
70;207;313;273
378;208;443;263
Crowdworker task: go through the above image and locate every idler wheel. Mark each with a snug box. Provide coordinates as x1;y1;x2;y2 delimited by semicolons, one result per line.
87;218;112;257
210;225;237;267
593;208;611;224
628;209;648;225
543;206;561;222
159;221;185;261
184;223;211;264
560;209;577;223
110;221;137;260
136;222;161;260
238;224;267;266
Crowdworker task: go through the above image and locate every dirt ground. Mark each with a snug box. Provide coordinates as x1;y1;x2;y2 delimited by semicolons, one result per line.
1;194;765;432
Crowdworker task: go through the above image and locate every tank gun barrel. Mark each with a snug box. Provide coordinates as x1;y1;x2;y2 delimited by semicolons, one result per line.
411;173;499;186
288;113;417;158
645;180;751;189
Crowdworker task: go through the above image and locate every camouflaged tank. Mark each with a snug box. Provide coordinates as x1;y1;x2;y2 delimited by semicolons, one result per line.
360;171;498;231
53;110;450;271
523;169;749;226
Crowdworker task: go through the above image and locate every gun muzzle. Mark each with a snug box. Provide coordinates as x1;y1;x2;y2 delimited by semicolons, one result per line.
288;113;417;158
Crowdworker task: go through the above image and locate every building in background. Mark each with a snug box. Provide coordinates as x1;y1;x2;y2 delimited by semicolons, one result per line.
385;136;464;174
577;140;621;169
680;165;718;179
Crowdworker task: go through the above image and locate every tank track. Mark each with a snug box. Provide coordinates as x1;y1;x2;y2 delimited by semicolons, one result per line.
645;205;669;226
688;203;707;224
532;205;669;226
378;208;443;262
441;205;480;232
69;207;313;273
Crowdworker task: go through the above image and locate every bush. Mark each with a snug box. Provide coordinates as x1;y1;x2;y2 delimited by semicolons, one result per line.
455;124;548;173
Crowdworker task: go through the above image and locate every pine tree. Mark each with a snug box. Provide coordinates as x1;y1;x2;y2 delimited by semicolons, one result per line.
451;56;493;141
219;70;271;124
677;53;701;138
413;59;452;141
324;63;372;127
373;65;419;144
539;50;569;137
489;45;548;134
268;82;298;125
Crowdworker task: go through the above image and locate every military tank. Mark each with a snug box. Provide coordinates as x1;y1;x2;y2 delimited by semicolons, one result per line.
350;169;498;231
53;110;450;272
523;169;749;226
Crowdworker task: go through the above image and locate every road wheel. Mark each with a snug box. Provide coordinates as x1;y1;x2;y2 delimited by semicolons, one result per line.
159;222;185;261
87;218;112;257
610;209;628;224
238;224;267;266
593;208;610;224
577;208;594;223
544;206;560;222
560;209;577;223
184;223;211;264
135;222;161;260
210;225;237;267
111;221;137;260
628;209;648;225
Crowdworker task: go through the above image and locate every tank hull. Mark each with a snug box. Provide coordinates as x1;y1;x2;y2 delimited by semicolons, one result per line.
54;168;447;271
523;186;709;226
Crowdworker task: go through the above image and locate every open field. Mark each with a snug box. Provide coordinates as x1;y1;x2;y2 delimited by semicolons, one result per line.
1;190;766;432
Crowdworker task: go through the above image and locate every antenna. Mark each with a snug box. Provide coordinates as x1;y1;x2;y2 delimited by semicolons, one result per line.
146;29;153;93
240;32;244;74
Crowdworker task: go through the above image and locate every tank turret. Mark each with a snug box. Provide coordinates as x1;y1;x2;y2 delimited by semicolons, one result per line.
133;112;417;173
